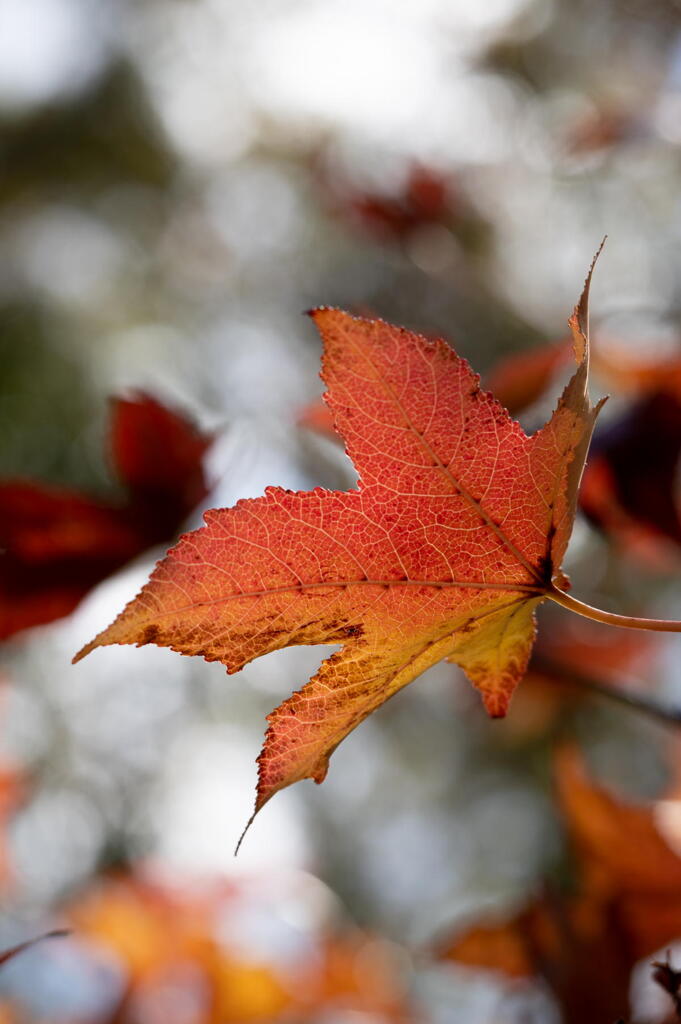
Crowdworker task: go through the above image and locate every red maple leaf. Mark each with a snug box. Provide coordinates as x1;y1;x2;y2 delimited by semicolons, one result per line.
74;246;681;838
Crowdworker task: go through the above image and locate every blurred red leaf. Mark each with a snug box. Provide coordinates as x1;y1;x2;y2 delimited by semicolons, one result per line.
347;166;450;240
580;391;681;567
111;394;212;539
565;105;635;155
320;163;451;243
0;394;212;640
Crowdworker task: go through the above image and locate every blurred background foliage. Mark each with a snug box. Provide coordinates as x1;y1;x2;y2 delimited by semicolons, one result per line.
3;0;681;1021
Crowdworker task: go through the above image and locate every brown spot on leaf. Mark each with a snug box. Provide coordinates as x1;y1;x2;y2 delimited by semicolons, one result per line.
142;624;160;644
341;624;364;638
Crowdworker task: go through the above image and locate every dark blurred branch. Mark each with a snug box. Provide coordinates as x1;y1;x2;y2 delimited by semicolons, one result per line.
0;930;69;969
652;954;681;1019
534;656;681;729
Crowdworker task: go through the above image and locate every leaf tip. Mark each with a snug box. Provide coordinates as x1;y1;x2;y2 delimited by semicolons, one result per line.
481;691;511;718
234;810;256;857
569;238;607;362
235;775;275;856
306;306;336;322
72;640;95;664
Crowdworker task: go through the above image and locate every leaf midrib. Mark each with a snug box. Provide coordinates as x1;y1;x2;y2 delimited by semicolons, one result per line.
144;576;545;621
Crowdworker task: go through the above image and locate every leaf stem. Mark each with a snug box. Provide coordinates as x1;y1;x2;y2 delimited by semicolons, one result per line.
547;586;681;633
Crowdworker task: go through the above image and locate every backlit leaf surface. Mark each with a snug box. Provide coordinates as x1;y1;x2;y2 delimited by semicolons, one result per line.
76;265;602;824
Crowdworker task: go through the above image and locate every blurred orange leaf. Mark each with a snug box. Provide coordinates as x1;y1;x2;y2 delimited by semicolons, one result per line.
505;616;655;737
297;399;338;440
593;340;681;398
485;341;571;416
440;746;681;1023
66;871;413;1023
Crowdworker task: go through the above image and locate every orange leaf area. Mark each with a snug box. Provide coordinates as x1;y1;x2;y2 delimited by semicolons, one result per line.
0;763;25;894
592;339;681;399
0;766;66;1020
439;747;681;1023
76;263;603;828
485;342;572;416
0;394;212;640
65;871;413;1024
297;399;338;440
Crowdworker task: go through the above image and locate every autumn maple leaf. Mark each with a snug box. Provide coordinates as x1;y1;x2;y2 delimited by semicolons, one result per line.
76;245;678;836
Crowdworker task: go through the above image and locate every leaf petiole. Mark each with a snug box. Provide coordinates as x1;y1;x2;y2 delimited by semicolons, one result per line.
548;585;681;633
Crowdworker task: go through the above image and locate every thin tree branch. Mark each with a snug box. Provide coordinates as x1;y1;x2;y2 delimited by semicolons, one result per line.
533;656;681;729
